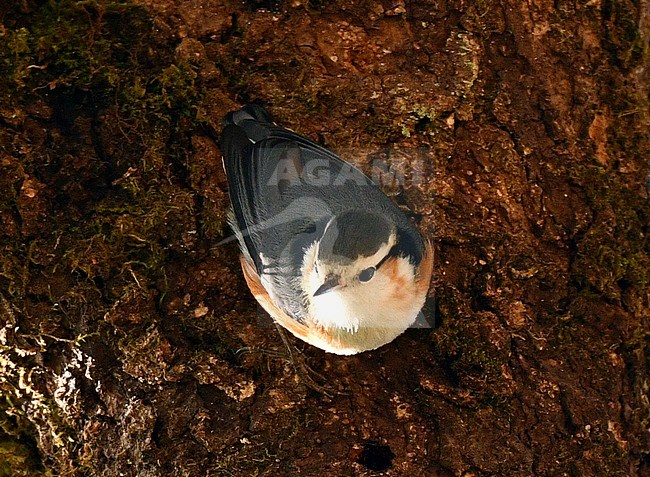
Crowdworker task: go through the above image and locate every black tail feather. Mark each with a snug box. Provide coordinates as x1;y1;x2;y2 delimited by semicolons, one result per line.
222;104;273;126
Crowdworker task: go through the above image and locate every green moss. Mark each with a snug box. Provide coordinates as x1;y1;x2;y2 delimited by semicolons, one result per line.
0;1;208;473
569;165;649;303
3;2;134;94
397;103;439;138
601;0;645;70
0;395;47;477
0;438;49;477
432;323;503;381
431;287;508;402
0;0;204;288
0;0;200;147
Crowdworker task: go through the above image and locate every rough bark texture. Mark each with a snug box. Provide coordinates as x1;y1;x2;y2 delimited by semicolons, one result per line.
0;0;648;475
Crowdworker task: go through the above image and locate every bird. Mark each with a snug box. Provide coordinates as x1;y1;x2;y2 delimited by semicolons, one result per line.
219;105;433;355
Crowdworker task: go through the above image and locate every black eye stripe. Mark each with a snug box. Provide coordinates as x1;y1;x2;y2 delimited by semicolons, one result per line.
375;250;393;269
358;245;398;282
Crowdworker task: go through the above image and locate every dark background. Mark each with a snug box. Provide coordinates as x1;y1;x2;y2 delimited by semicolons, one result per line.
0;0;648;475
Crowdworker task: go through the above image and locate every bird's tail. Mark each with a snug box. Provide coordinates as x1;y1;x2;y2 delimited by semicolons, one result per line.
222;104;273;126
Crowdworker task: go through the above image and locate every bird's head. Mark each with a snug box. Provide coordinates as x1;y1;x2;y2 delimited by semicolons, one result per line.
302;210;425;340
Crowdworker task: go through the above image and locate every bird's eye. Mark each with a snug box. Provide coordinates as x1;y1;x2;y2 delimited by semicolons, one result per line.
358;267;376;283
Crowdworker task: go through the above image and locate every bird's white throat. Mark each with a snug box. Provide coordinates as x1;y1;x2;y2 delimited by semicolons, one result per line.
302;243;422;334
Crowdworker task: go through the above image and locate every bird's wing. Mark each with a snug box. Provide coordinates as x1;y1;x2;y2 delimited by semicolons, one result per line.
220;117;376;274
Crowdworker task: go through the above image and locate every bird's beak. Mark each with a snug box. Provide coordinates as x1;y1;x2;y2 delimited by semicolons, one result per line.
313;277;340;297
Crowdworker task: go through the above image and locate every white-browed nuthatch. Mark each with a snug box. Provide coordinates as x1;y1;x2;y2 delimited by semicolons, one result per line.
220;105;433;355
